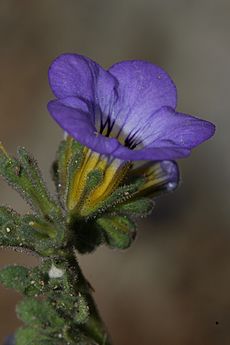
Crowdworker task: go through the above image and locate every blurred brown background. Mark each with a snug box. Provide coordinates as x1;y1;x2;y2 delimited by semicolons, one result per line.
0;1;229;344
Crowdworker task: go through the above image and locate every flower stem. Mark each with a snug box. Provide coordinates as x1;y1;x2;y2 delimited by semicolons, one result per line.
64;251;113;345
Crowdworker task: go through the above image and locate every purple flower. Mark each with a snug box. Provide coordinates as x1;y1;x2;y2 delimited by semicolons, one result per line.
47;53;215;161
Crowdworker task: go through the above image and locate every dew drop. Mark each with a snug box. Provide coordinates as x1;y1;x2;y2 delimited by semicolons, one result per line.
167;182;177;191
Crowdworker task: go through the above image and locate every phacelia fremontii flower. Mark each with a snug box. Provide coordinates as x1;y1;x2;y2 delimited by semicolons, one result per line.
48;54;215;161
47;54;215;220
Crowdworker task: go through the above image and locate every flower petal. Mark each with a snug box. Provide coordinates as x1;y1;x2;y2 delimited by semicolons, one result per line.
106;144;191;161
131;160;180;196
142;107;216;149
48;55;215;162
107;107;215;160
48;53;117;110
107;60;177;135
48;99;120;155
48;100;215;162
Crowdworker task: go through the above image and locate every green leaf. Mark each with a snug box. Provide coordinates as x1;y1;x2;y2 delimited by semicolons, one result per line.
97;215;136;249
0;205;16;225
74;294;89;324
16;327;44;345
15;327;67;345
0;145;62;220
0;206;65;256
0;265;49;296
0;265;29;293
54;293;89;325
17;298;65;329
0;206;34;249
17;147;62;219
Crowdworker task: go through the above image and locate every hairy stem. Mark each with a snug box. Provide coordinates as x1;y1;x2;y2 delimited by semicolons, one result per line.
63;251;113;345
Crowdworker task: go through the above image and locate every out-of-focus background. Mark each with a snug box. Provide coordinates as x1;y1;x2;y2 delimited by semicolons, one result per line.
0;1;229;344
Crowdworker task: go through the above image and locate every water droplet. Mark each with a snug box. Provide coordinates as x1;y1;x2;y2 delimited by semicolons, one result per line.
167;182;177;191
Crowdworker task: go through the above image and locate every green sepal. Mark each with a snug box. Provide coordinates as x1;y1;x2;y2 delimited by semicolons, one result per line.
97;215;136;249
114;197;155;217
65;140;85;191
54;139;84;206
51;159;59;194
85;176;145;219
71;168;104;215
83;169;104;199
